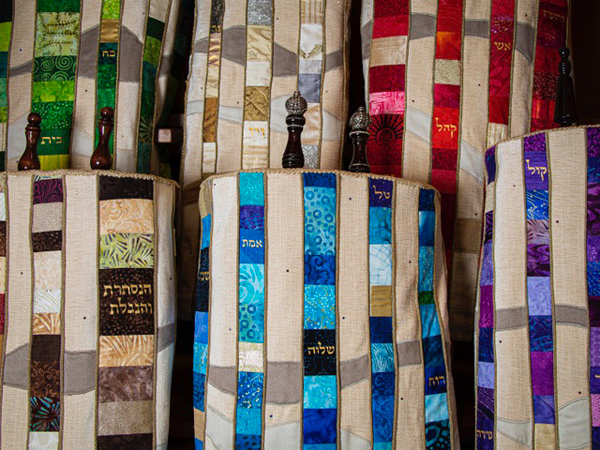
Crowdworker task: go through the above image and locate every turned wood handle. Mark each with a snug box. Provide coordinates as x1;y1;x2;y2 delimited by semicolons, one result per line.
554;47;577;127
348;107;371;173
90;107;115;170
18;113;42;171
282;91;307;169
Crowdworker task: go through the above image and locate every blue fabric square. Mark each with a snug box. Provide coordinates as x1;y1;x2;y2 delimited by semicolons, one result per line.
236;406;262;435
235;434;261;449
426;420;451;448
477;361;494;389
589;262;600;296
237;372;264;410
425;364;448;395
240;228;265;264
524;152;549;190
303;375;337;409
299;74;322;103
527;277;552;315
369;207;391;245
193;372;205;411
369;244;392;285
591;367;600;393
305;255;336;285
371;343;395;373
372;372;395;397
373;443;392;450
239;263;265;305
419;211;435;246
303;445;337;450
240;205;265;230
193;342;208;374
304;187;336;256
304;172;336;188
529;315;553;352
593;426;600;448
303;409;337;444
195;438;203;450
422;335;445;368
370;178;393;208
478;327;494;363
533;395;556;424
240;172;265;206
589;156;600;183
372;394;394;442
485;147;496;184
419;189;435;211
418;246;434;292
420;304;442;338
526;190;549;220
195;311;209;344
479;242;494;286
370;317;393;343
304;285;336;330
201;215;211;249
425;393;450;423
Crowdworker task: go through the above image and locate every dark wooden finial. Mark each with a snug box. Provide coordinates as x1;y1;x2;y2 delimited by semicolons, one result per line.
554;47;577;127
282;91;307;169
90;107;115;170
18;113;42;171
348;107;371;173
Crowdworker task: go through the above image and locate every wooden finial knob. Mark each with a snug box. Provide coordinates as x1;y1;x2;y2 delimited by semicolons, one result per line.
554;47;577;127
90;107;114;170
18;113;42;171
348;107;371;173
282;91;307;169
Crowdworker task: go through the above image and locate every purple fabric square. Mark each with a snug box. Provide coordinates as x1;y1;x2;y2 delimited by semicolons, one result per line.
33;178;64;204
588;183;600;236
240;205;265;230
590;237;600;263
484;211;494;243
524;152;549;190
370;178;393;208
531;352;554;396
479;285;494;328
524;133;547;153
486;146;496;184
527;219;549;245
590;297;600;327
592;328;600;366
477;386;494;426
591;367;600;394
477;362;494;389
527;277;551;316
480;242;494;285
527;244;550;277
588;127;600;157
533;395;556;424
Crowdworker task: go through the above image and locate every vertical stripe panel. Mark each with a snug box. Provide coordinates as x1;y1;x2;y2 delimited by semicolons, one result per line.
0;3;12;169
63;174;98;449
0;175;6;419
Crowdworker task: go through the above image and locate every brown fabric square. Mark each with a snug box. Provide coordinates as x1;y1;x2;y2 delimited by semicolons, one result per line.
244;86;269;121
203;98;218;142
32;231;63;253
98;366;153;403
99;176;153;201
97;433;152;449
30;360;60;397
0;222;6;257
454;218;482;253
31;334;61;362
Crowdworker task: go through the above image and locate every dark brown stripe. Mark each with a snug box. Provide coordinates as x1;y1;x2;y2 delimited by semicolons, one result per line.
32;231;63;252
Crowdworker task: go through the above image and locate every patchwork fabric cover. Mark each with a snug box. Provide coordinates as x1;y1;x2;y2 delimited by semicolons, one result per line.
1;0;182;173
0;171;177;448
178;0;351;319
475;127;600;449
193;170;458;448
361;0;569;342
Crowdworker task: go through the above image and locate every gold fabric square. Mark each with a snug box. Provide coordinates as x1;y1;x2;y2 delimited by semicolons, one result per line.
370;286;393;316
244;86;270;121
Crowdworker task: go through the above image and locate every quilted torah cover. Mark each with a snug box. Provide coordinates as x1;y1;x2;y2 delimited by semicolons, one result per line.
361;0;569;342
178;0;351;320
193;170;458;448
0;0;182;173
474;126;600;449
0;171;177;449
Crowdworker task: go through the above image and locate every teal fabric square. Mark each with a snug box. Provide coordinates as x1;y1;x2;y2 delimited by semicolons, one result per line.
420;304;441;338
304;187;336;256
239;263;265;305
371;343;395;373
235;405;262;435
418;246;434;292
369;244;392;285
419;211;435;246
303;375;337;409
425;393;450;423
369;207;391;245
304;285;336;330
193;342;208;374
240;172;265;206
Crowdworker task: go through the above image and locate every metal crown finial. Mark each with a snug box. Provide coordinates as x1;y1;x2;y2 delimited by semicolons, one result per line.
349;106;370;133
285;91;308;117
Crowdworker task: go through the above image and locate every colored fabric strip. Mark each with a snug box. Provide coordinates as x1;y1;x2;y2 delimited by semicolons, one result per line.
368;178;395;446
193;188;212;450
241;0;273;169
136;5;168;173
367;0;409;177
298;0;325;170
29;175;64;447
530;1;568;132
587;127;600;448
430;0;464;262
523;133;556;443
487;0;515;148
95;0;122;155
201;0;224;176
0;2;11;171
418;188;451;449
476;146;496;449
235;172;266;447
97;176;155;447
32;0;81;170
302;172;337;447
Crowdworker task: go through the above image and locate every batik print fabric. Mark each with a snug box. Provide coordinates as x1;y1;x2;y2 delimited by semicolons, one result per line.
0;2;11;170
0;171;177;449
179;0;350;321
193;170;458;449
475;127;599;449
3;0;181;172
361;0;569;343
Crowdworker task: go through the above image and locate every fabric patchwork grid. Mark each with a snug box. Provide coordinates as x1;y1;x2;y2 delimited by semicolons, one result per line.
0;2;10;170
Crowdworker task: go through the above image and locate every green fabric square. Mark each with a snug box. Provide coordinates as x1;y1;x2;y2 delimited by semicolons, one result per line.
0;79;6;108
143;36;161;66
0;107;7;123
35;13;80;57
0;23;11;52
418;291;435;305
101;0;121;19
37;128;71;155
97;88;116;110
33;80;75;103
32;101;74;128
145;17;165;40
97;64;116;89
33;56;77;82
136;142;152;174
37;0;81;12
100;233;154;269
98;42;117;65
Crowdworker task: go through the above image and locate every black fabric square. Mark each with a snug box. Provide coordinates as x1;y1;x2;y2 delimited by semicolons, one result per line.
99;176;153;200
303;329;336;376
31;335;61;362
97;434;153;449
32;231;63;253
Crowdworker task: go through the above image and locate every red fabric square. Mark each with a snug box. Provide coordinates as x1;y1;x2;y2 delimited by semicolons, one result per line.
489;96;509;125
435;84;460;108
0;294;4;334
534;45;558;73
436;31;462;60
369;65;406;94
432;147;458;171
536;3;568;48
437;0;463;31
491;0;515;16
440;193;457;248
374;0;409;18
372;164;402;178
432;107;459;150
431;169;457;194
373;16;409;39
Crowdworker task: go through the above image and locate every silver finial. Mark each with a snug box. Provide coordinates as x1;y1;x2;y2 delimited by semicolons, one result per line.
349;106;370;133
285;91;308;117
